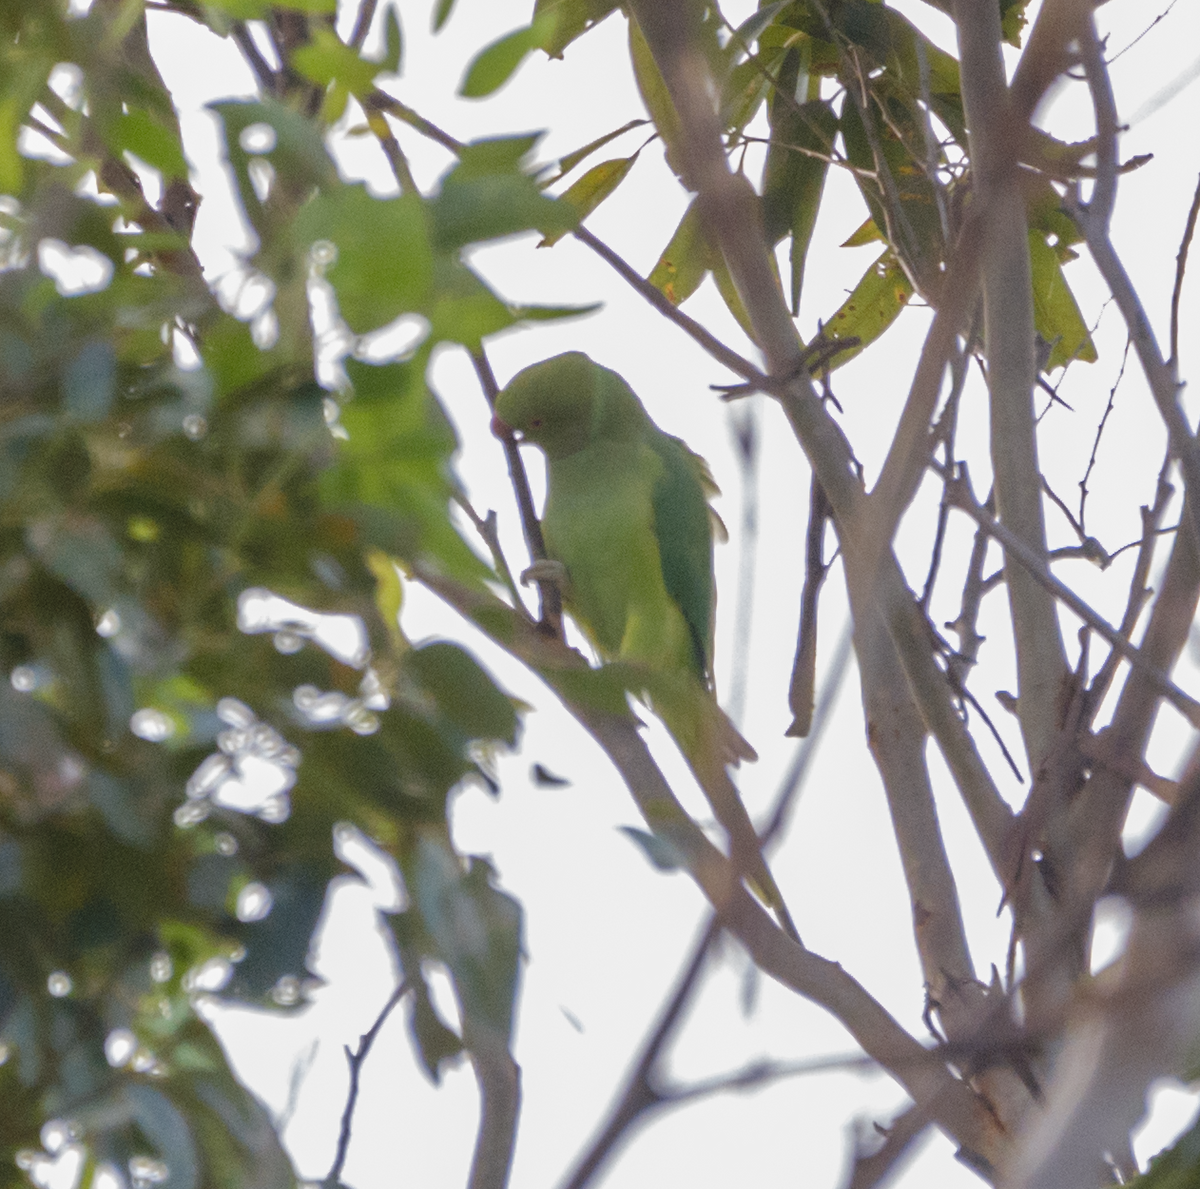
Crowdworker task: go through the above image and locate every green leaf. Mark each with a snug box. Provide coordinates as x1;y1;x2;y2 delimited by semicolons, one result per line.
126;1083;200;1189
291;27;380;96
404;642;518;746
648;200;710;307
459;11;557;99
210;100;338;235
815;249;913;370
761;98;837;311
619;825;686;872
841;218;884;248
432;0;457;31
629;14;684;177
382;5;403;74
0;96;25;194
840;91;945;289
322;353;488;581
294;185;432;334
533;0;619;58
112;109;190;180
431;138;577;249
711;252;758;344
540;154;636;246
409;972;465;1079
1000;0;1031;45
1028;230;1096;370
546;118;648;184
414;839;522;1041
231;869;329;999
63;339;116;422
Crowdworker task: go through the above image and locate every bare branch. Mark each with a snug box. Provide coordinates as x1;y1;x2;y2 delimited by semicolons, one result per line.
558;917;720;1189
1078;336;1131;534
953;0;1069;769
1169;168;1200;369
1072;19;1200;544
366;90;465;155
561;631;853;1189
626;0;1019;1018
409;563;1007;1168
1087;462;1174;717
348;0;378;51
944;466;1200;728
845;1103;930;1189
231;21;278;95
787;476;832;737
572;225;761;383
324;980;410;1188
471;348;564;638
466;1026;522;1189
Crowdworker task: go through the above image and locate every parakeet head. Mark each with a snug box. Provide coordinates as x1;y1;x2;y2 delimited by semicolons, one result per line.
493;352;646;460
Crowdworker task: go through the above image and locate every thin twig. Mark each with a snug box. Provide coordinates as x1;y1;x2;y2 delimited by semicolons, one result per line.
944;465;1200;728
1078;336;1131;533
1072;19;1200;544
368;107;419;194
1169;168;1200;369
571;225;761;383
787;476;832;737
845;1103;930;1189
559;629;854;1189
324;979;411;1188
366;90;465;154
349;0;378;51
726;401;760;728
1106;0;1179;66
919;317;974;611
1086;460;1174;718
980;543;1111;595
231;21;278;95
472;348;564;637
557;917;721;1189
411;560;1006;1168
455;496;532;620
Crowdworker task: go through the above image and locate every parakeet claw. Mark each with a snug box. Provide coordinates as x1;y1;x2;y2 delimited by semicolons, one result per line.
520;559;566;587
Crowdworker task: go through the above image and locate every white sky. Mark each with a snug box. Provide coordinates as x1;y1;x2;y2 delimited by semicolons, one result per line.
138;1;1200;1187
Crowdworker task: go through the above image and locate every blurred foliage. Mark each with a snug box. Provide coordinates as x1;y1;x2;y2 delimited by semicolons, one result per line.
0;0;1122;1184
0;0;559;1182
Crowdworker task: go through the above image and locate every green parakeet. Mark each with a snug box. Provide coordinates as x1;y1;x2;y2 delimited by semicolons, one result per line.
494;352;792;931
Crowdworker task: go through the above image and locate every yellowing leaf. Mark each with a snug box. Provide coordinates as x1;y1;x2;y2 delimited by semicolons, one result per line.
539;155;636;246
814;250;913;371
648;200;710;307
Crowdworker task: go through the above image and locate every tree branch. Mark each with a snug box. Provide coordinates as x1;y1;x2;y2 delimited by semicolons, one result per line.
324;979;410;1188
1169;167;1200;370
465;1025;522;1189
944;467;1200;728
409;563;1006;1169
953;0;1068;771
471;347;563;637
1071;18;1200;546
559;628;853;1188
349;0;377;51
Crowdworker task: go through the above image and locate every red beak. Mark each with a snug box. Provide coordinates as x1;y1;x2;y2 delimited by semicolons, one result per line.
491;413;514;439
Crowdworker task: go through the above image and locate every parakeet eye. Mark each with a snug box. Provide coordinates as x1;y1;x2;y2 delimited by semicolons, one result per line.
530;418;543;428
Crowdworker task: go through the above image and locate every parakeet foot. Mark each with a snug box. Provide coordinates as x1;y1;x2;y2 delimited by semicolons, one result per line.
520;559;567;586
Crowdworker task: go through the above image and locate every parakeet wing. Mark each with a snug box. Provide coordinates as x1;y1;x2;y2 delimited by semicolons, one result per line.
649;433;717;683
